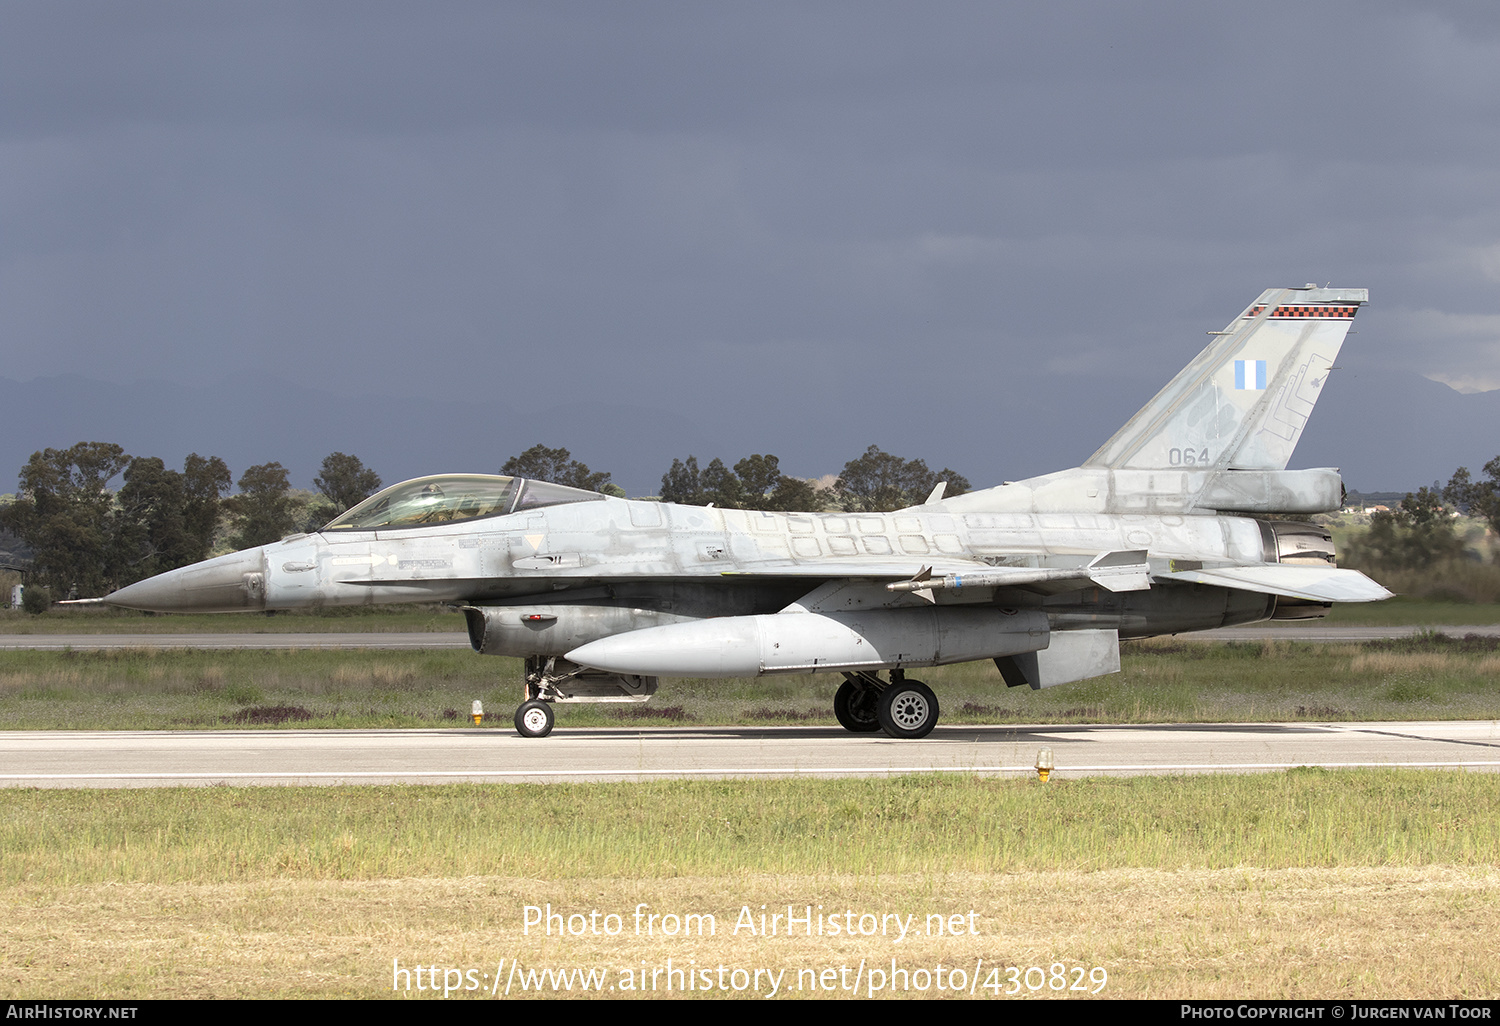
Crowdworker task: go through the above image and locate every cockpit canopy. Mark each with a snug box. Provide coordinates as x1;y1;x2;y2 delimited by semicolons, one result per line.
320;474;603;532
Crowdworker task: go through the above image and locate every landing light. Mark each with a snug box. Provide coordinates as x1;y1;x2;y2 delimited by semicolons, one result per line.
1035;747;1054;783
472;700;483;726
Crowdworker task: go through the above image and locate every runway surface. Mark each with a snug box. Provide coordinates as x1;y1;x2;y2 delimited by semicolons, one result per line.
3;720;1497;787
3;624;1500;649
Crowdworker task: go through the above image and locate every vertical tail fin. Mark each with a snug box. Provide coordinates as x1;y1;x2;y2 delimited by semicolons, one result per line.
1085;286;1367;471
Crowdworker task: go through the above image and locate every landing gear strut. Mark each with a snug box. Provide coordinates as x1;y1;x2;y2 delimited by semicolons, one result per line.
511;655;661;738
835;669;940;739
514;656;560;739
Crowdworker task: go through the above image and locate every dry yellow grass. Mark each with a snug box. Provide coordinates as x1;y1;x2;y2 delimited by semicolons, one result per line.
1352;651;1461;674
5;869;1498;999
1349;650;1500;676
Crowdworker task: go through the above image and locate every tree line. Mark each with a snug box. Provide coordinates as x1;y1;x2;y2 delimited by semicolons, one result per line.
502;442;970;513
0;444;383;602
2;440;970;606
1343;458;1500;575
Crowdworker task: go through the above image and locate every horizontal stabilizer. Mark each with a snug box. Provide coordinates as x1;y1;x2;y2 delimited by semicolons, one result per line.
1155;564;1392;603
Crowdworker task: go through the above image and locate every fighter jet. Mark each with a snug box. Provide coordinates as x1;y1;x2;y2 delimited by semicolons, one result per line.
101;285;1390;738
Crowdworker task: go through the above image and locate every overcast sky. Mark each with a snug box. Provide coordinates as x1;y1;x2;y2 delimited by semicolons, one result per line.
4;1;1499;492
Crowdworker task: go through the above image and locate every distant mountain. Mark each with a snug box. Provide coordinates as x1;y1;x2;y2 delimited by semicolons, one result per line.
1295;366;1500;493
0;526;30;570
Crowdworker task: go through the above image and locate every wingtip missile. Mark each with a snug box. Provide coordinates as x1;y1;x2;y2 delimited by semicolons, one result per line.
887;551;1152;595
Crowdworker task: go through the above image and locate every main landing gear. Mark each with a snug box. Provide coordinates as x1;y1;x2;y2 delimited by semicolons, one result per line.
834;669;940;739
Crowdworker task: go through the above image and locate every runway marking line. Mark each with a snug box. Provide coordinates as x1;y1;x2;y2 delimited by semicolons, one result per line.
1327;724;1500;751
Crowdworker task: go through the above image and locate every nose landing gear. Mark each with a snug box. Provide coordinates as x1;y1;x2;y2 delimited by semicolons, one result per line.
514;700;555;738
511;656;660;738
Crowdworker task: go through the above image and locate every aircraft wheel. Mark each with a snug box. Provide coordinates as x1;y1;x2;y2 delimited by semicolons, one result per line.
833;680;883;733
877;680;939;739
514;700;555;738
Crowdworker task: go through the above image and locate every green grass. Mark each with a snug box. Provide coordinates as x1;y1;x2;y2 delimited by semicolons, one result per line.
0;648;503;729
3;771;1495;885
4;633;1500;729
1321;596;1500;625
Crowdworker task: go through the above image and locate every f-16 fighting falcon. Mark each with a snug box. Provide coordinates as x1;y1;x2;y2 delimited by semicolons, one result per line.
100;286;1390;738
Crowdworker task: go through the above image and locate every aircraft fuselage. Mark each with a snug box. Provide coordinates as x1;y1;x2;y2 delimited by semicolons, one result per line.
107;497;1277;647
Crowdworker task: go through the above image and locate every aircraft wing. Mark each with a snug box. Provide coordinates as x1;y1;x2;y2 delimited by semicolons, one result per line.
1153;564;1393;603
731;556;1391;603
723;550;1156;603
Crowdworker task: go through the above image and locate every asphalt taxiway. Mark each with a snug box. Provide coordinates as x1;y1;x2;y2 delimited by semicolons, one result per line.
3;720;1496;787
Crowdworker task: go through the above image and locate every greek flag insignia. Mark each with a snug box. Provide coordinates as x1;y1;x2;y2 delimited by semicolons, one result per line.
1234;359;1266;390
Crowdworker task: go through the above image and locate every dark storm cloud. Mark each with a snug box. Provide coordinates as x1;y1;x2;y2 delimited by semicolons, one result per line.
3;1;1500;491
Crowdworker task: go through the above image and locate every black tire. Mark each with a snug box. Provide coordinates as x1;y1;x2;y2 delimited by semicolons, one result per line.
877;680;939;739
833;680;883;733
514;700;555;738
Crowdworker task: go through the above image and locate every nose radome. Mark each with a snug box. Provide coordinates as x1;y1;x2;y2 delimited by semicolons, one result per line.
104;548;268;613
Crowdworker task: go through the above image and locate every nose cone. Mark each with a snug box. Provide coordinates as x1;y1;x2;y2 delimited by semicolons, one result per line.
105;549;268;613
